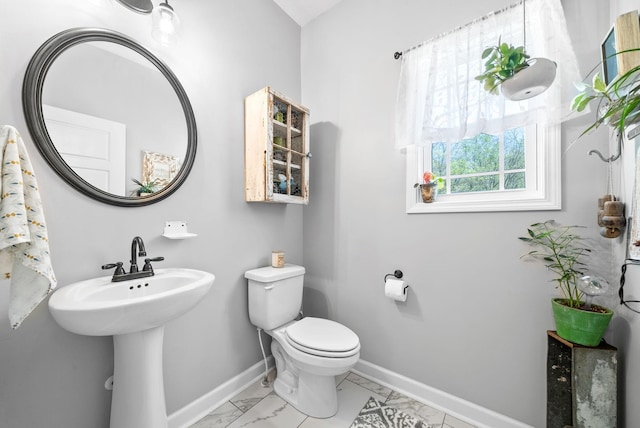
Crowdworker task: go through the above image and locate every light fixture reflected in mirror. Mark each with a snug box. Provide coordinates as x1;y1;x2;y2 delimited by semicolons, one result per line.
114;0;153;14
152;0;181;45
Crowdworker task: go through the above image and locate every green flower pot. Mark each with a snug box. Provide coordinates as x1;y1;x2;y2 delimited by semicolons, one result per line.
551;298;613;347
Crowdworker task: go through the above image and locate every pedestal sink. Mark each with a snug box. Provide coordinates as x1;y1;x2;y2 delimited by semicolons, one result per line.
48;268;215;428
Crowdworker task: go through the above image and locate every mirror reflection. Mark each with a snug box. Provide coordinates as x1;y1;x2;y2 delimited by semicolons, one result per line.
41;41;186;197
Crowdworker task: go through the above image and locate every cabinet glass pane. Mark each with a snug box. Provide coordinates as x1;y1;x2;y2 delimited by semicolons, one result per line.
292;134;303;153
291;107;303;130
273;99;288;124
291;152;303;196
273;161;288;194
273;146;287;164
273;121;287;141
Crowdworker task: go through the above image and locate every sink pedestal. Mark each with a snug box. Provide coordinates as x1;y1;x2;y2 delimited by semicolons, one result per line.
47;268;216;427
111;326;168;428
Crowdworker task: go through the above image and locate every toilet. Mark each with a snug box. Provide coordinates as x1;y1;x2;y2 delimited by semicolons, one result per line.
245;264;360;418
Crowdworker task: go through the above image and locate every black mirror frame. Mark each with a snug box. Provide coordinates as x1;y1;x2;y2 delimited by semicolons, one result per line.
22;27;197;207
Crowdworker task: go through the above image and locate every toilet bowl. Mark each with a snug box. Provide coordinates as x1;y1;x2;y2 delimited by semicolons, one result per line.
245;264;361;418
268;317;360;418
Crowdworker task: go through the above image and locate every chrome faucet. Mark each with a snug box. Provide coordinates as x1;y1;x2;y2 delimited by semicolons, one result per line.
130;236;147;273
102;236;164;282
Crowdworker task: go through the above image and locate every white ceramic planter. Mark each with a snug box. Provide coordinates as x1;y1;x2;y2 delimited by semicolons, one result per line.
501;57;557;101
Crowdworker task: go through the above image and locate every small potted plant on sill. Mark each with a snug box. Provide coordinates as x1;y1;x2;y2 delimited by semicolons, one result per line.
131;178;159;196
413;171;444;203
571;56;640;137
518;220;613;347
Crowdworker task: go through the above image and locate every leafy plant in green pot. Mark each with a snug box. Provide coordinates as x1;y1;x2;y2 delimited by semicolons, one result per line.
518;220;613;346
475;38;530;95
571;49;640;137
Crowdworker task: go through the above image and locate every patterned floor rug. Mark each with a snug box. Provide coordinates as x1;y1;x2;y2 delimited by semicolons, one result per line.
350;397;426;428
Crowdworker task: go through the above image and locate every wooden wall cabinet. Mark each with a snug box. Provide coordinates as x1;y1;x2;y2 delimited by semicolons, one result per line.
245;87;310;204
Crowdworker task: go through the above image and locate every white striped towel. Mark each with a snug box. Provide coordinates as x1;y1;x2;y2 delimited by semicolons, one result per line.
0;125;56;329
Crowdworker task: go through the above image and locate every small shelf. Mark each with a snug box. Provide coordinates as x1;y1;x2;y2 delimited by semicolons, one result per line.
162;232;198;240
273;159;300;170
162;221;197;239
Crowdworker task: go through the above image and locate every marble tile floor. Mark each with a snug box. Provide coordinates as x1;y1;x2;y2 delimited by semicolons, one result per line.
190;372;477;428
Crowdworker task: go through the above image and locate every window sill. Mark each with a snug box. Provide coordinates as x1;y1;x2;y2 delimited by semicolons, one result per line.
406;192;562;213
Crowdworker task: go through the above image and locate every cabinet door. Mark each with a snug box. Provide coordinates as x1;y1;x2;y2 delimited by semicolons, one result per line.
269;94;309;204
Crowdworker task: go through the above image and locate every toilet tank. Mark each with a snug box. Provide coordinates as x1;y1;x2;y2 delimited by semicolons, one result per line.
245;264;305;331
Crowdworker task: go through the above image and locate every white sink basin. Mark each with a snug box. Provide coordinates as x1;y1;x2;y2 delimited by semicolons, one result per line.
49;268;215;336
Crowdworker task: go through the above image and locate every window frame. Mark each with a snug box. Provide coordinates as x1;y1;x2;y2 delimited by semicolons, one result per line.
405;124;561;213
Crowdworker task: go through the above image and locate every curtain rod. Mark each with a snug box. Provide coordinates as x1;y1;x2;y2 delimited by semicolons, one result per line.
393;0;522;59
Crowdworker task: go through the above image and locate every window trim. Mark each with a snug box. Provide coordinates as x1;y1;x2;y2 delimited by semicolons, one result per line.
405;124;561;213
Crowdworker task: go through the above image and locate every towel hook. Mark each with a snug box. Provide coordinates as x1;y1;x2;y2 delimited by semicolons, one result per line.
589;131;622;163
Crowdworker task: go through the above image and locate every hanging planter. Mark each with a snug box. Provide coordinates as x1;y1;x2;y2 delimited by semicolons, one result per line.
475;38;557;100
500;57;557;100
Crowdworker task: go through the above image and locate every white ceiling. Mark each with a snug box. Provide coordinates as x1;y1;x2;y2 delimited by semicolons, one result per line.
273;0;344;26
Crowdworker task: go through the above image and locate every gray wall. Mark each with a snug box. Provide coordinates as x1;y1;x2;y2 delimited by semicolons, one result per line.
0;1;302;427
300;1;622;426
2;1;639;428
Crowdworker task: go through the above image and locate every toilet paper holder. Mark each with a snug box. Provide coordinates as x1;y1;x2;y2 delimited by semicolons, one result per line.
384;270;404;282
384;269;409;301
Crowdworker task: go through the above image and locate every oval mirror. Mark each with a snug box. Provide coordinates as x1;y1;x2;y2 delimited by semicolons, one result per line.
22;28;196;207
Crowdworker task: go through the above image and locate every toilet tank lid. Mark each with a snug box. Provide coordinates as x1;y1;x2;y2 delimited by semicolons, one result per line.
244;264;305;282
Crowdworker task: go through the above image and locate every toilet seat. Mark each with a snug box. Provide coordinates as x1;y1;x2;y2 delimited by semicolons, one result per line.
285;317;360;358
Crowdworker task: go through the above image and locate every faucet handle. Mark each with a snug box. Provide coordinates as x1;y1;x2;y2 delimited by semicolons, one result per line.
142;257;164;272
102;262;126;276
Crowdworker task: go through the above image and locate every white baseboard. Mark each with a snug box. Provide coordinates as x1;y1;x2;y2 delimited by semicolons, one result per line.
168;357;532;428
352;360;533;428
167;357;273;428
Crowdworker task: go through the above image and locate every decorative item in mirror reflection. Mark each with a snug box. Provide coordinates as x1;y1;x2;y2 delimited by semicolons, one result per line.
131;178;160;196
142;151;179;190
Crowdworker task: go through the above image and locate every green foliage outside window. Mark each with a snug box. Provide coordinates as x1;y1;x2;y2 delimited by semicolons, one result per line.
430;128;525;194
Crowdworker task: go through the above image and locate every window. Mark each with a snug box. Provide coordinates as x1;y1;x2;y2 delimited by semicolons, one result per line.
395;0;578;213
406;123;560;213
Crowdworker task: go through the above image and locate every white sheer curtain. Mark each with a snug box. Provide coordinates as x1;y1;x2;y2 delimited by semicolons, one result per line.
395;0;582;149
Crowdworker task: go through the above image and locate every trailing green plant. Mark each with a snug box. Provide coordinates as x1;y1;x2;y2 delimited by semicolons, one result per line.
475;37;530;95
571;48;640;137
518;220;592;308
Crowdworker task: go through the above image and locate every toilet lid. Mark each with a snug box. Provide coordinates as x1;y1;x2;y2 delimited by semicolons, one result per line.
285;317;360;358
